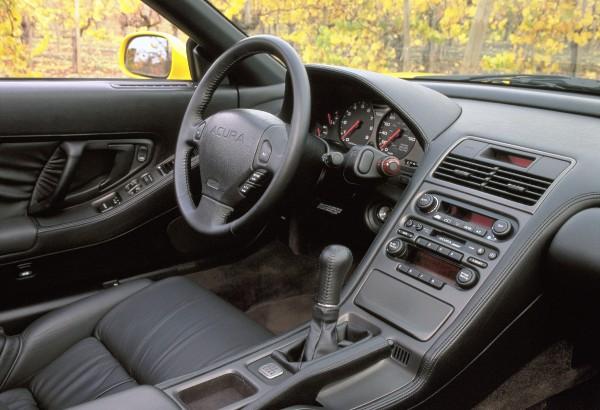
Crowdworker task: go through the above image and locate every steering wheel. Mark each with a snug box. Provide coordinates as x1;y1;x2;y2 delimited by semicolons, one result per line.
174;35;310;237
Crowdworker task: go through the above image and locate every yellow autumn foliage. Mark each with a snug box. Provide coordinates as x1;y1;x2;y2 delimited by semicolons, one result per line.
1;0;599;80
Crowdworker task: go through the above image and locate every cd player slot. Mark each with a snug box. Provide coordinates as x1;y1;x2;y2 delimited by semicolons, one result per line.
430;230;465;250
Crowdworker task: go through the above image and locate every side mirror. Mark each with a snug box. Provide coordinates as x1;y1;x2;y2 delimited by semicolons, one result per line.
119;32;191;80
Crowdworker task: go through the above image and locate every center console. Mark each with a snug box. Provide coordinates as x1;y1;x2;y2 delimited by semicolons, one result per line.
113;138;573;410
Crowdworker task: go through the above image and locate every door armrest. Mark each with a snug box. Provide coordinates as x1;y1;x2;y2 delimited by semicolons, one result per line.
0;217;37;255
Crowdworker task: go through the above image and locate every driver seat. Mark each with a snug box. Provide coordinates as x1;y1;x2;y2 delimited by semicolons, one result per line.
0;277;272;410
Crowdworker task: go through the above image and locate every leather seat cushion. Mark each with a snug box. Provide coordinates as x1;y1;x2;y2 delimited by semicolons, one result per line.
30;338;137;410
0;388;38;410
0;277;272;409
95;277;272;385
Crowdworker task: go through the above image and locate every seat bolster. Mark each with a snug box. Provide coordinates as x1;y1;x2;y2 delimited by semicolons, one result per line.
0;388;38;410
1;280;151;390
0;336;20;394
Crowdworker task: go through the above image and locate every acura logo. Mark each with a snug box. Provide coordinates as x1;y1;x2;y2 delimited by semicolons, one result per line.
208;126;244;143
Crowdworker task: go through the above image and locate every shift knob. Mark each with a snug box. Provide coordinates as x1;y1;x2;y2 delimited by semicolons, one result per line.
316;245;353;306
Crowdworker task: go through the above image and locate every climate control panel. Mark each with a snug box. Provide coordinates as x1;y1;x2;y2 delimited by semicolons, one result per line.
414;193;516;242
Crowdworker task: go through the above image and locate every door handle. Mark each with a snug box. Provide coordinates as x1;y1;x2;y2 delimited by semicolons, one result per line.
31;140;150;213
99;144;135;190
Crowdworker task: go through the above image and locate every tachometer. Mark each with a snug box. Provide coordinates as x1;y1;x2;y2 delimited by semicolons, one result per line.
339;101;374;147
376;111;416;158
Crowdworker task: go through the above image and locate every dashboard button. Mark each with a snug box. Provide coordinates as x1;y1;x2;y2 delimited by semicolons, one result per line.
467;257;488;269
396;263;410;274
437;246;451;256
448;250;463;262
258;140;272;163
428;277;445;289
404;219;414;228
416;238;428;247
415;223;424;231
474;227;487;237
477;247;485;255
397;229;414;239
416;271;430;283
406;267;420;279
426;241;438;251
488;251;498;260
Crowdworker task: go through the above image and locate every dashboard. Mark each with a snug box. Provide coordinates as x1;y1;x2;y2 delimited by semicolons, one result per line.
289;65;600;408
308;78;425;174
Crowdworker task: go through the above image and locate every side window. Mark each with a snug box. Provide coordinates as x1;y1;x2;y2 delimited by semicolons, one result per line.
0;0;189;80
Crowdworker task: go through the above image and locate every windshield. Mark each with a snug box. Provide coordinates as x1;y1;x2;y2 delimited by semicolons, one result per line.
210;0;600;93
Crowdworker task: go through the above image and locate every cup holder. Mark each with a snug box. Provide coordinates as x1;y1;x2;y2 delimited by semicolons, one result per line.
178;372;257;410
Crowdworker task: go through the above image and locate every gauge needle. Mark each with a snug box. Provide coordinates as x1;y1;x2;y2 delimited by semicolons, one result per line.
379;128;402;149
341;120;362;140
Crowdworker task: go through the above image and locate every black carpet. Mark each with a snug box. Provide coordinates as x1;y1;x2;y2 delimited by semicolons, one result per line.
246;293;314;335
186;241;318;313
475;340;596;410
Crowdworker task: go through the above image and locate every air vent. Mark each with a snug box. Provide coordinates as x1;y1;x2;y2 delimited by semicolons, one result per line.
433;154;553;206
390;342;411;366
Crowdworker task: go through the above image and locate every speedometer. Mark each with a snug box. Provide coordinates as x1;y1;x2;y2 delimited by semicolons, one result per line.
376;111;416;158
339;101;374;147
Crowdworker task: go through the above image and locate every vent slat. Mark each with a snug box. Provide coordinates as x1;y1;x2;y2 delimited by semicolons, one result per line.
490;174;549;192
390;342;411;366
433;153;554;205
438;163;493;179
495;169;553;187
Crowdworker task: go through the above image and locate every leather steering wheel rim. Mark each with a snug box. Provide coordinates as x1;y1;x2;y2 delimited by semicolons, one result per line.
174;35;310;237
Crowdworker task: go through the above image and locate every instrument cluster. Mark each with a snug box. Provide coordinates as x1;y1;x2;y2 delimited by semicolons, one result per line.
313;100;423;169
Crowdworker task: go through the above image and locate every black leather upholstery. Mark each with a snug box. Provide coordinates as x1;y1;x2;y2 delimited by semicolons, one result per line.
0;142;59;220
0;217;37;256
0;277;271;409
0;389;37;410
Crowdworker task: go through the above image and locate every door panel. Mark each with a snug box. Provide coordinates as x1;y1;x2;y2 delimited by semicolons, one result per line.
0;78;285;312
0;80;242;310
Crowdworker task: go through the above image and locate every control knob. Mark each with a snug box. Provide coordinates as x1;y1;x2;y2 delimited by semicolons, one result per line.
416;193;439;214
386;238;408;259
456;268;479;289
492;219;512;239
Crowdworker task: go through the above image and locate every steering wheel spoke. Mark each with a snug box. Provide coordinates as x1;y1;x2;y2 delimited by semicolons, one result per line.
192;195;234;230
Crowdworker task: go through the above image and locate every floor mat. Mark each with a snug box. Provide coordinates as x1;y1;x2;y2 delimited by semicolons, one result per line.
186;240;318;312
246;294;314;335
475;340;596;410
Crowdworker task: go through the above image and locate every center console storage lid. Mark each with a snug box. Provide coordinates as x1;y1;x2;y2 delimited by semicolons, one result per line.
65;386;178;410
355;270;453;341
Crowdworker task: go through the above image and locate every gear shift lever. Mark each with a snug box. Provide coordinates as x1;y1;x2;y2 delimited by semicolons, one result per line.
303;245;353;361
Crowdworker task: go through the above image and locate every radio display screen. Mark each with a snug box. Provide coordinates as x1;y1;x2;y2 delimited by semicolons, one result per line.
409;248;460;281
441;203;495;229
